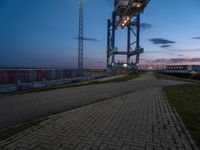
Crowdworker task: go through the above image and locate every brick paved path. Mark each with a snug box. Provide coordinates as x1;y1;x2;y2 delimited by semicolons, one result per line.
0;87;198;150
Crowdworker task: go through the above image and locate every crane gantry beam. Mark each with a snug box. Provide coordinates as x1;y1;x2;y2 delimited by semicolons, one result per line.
115;0;150;29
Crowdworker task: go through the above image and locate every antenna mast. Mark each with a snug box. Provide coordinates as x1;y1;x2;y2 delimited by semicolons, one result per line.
78;0;84;71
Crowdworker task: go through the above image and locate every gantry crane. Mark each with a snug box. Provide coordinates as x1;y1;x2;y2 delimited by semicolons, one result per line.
107;0;150;71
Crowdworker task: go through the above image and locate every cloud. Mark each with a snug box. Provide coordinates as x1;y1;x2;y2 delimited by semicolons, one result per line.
151;58;200;64
173;48;200;51
161;44;172;48
104;0;113;6
149;38;176;45
140;23;152;31
177;54;185;57
75;37;99;42
85;58;105;63
191;37;200;40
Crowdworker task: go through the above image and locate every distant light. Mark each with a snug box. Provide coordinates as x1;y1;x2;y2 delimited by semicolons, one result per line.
191;71;197;75
123;64;128;67
136;4;141;8
149;66;153;70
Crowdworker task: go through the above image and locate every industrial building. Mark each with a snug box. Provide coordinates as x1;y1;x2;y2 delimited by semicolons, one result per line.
166;65;200;74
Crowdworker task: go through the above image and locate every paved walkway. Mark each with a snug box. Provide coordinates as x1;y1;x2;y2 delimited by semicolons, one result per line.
0;85;198;149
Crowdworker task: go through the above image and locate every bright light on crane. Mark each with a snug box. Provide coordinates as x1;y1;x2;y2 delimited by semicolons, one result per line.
119;15;131;29
133;3;142;8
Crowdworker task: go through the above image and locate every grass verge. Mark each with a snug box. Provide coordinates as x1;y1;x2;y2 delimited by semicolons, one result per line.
164;84;200;147
0;120;43;142
154;72;190;81
2;74;139;96
89;74;139;84
155;72;200;147
154;72;200;85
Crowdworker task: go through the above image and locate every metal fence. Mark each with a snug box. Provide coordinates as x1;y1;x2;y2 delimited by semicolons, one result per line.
0;69;83;85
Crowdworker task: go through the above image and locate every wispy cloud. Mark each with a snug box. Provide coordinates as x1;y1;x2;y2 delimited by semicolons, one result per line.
173;48;200;51
104;0;113;6
75;37;99;42
149;38;176;45
191;37;200;40
177;54;185;57
140;23;152;31
145;58;200;64
161;44;172;48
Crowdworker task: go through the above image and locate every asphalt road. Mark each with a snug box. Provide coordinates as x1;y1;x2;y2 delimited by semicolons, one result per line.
0;73;186;129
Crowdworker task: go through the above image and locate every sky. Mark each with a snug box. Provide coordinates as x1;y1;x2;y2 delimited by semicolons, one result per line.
0;0;200;68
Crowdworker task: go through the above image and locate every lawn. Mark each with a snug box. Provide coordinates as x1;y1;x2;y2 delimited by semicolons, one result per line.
155;72;200;147
0;120;43;142
89;74;139;84
154;72;190;81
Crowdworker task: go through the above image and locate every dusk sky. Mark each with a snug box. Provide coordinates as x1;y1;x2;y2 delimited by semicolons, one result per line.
0;0;200;68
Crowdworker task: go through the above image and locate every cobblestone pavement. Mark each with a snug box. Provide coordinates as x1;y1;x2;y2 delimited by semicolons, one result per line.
0;87;198;150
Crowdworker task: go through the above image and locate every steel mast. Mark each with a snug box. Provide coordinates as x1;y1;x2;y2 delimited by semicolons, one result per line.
78;0;84;72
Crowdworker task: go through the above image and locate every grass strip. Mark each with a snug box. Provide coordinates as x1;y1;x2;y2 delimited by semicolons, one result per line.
89;74;139;84
0;120;43;142
154;72;190;81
